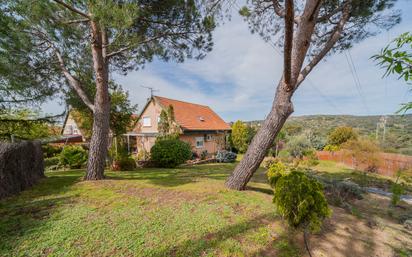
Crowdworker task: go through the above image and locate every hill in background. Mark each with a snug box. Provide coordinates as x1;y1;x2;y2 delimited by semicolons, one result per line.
246;114;412;155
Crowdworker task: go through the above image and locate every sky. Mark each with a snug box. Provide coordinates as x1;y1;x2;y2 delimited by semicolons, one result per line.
42;0;412;122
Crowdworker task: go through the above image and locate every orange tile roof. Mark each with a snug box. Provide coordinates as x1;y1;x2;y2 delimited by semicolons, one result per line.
154;96;231;131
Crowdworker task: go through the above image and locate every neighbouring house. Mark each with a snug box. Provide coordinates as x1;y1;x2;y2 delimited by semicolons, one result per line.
59;110;87;144
127;96;231;155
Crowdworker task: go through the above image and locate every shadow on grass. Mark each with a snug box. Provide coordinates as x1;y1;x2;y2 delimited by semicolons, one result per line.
107;164;235;187
246;186;274;195
150;213;276;257
0;171;82;252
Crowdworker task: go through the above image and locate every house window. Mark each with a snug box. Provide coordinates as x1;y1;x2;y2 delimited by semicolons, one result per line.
73;129;79;135
142;116;151;127
205;134;212;141
195;137;204;148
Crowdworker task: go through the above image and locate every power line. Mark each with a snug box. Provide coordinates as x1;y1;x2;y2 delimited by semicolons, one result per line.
344;50;371;114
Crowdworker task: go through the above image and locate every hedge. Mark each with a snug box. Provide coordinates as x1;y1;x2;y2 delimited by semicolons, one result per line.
0;141;44;199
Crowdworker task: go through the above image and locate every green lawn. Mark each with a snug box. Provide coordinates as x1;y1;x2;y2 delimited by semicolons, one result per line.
1;161;411;257
0;164;300;257
312;160;412;194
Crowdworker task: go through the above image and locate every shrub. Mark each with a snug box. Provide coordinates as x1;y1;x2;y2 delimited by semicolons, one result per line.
341;138;382;171
136;149;150;161
327;126;358;146
42;144;63;158
116;157;137;171
285;135;313;159
267;161;288;187
323;180;364;206
323;144;339;152
273;170;331;232
60;145;88;169
216;150;237;163
44;156;60;168
263;157;278;169
301;150;319;167
200;150;208;160
150;139;192;168
277;150;292;163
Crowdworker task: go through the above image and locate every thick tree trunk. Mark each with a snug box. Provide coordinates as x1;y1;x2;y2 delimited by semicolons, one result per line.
225;81;294;190
85;22;110;180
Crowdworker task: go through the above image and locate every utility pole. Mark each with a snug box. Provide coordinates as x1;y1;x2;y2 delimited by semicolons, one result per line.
376;116;387;142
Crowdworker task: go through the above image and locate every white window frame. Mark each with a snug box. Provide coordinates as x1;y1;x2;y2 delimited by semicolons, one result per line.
206;134;212;141
142;116;151;127
195;137;204;148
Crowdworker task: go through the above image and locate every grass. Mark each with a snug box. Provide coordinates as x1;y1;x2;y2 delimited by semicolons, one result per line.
1;161;411;256
312;160;412;194
0;164;300;257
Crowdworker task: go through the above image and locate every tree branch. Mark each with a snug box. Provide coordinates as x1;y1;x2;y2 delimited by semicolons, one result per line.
272;0;300;23
106;32;195;59
295;2;351;89
63;18;90;25
54;49;95;112
52;0;90;19
283;0;294;89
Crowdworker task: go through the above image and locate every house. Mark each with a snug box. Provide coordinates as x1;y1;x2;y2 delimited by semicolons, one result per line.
127;96;231;155
59;110;87;144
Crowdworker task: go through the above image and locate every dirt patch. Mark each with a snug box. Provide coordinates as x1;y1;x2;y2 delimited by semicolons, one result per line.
309;195;412;257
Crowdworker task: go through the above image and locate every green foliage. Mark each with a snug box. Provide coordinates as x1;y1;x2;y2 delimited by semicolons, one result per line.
44;156;60;168
67;84;137;138
1;0;216;102
373;32;412;112
239;0;400;59
0;109;54;140
42;144;63;158
115;157;137;171
323;144;340;152
158;105;179;137
273;170;332;232
230;120;256;153
327;126;358;146
390;183;404;206
391;171;405;206
150;139;192;168
285;134;313;159
267;161;288;187
60;146;88;169
136;149;150;161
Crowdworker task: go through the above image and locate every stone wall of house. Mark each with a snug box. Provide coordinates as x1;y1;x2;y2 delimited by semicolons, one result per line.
0;141;44;199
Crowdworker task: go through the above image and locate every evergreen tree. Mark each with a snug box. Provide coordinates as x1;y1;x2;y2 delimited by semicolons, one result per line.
224;0;401;190
1;1;216;179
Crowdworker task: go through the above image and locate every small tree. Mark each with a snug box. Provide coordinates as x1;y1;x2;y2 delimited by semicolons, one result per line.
285;134;313;159
231;120;249;153
271;169;331;257
327;126;358;146
158;105;179;138
373;32;412;112
342;138;381;172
